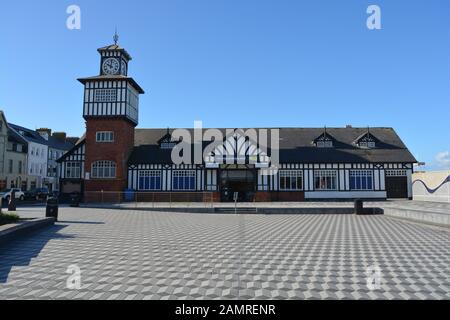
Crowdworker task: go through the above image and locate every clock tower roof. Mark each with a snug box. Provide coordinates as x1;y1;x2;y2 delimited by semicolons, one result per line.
77;74;145;94
97;44;132;61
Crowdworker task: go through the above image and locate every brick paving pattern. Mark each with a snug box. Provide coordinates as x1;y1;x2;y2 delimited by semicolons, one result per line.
0;208;449;300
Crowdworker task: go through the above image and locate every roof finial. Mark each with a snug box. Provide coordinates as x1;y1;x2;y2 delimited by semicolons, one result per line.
113;28;119;45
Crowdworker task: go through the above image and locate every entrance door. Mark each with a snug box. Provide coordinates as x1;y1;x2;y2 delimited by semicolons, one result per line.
220;170;256;202
386;176;408;199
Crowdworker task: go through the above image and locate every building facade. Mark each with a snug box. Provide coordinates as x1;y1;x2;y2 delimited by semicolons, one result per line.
35;129;75;192
0;111;29;190
58;42;417;202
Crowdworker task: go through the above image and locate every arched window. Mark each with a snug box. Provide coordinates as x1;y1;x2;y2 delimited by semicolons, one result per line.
92;161;116;179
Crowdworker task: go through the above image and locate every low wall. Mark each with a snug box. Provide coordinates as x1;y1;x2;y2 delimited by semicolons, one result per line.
413;171;450;203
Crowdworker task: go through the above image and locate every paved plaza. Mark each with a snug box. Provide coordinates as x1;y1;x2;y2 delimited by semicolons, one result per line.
0;207;449;300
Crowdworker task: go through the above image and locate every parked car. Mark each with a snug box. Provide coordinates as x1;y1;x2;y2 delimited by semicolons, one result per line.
24;188;51;201
0;188;25;202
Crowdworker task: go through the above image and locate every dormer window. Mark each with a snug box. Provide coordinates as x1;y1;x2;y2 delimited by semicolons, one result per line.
161;142;177;149
314;128;335;148
158;129;178;150
355;130;377;149
359;141;376;149
316;140;333;148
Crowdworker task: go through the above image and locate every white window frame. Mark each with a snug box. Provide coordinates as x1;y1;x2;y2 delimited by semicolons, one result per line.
317;140;333;148
138;170;162;191
96;131;115;143
279;170;303;191
314;170;338;191
94;89;117;102
172;170;196;191
386;169;407;177
91;161;116;179
349;170;374;191
66;162;81;179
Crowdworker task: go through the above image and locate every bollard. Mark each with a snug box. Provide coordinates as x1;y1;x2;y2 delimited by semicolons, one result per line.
70;192;80;207
354;199;364;215
8;190;17;212
46;197;59;221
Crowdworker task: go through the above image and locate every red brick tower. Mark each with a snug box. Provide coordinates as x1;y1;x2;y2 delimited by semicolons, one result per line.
78;37;144;199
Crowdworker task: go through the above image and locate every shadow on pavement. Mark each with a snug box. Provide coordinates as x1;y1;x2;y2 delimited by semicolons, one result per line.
58;220;105;225
0;224;75;283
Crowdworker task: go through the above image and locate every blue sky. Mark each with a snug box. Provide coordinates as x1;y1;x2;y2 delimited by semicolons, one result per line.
1;0;449;170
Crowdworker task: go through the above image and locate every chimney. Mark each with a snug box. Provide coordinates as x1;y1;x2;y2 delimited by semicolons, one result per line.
36;128;52;140
66;137;80;145
52;132;67;141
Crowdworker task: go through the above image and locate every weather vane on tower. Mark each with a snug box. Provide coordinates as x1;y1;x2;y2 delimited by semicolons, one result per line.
113;28;119;45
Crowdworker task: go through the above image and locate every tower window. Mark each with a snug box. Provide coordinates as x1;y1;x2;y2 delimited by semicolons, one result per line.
94;89;117;102
91;161;116;179
96;131;114;142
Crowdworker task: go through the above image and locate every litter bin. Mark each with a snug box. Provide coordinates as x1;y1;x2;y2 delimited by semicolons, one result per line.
46;197;59;220
8;190;16;212
354;199;364;215
70;192;80;207
124;189;135;202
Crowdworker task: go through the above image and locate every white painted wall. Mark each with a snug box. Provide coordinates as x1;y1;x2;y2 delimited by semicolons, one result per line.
27;141;48;187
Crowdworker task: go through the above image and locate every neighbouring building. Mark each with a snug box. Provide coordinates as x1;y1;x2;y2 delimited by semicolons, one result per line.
58;40;417;202
9;124;50;190
0;111;8;189
36;129;75;192
1;111;29;190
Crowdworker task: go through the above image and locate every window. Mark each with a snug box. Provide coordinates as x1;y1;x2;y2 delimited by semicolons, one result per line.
314;170;337;190
94;89;117;102
31;147;35;156
350;170;373;190
386;169;407;177
172;170;196;190
160;142;176;149
279;170;303;191
8;160;13;174
91;161;116;179
96;131;114;142
66;162;81;179
359;141;376;149
316;140;333;148
138;170;162;190
18;161;22;174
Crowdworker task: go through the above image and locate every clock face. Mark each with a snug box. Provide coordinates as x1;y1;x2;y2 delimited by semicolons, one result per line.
121;60;127;75
102;58;120;75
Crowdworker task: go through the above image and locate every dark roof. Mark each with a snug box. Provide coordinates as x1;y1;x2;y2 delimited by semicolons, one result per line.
8;123;74;150
47;135;75;151
97;44;132;60
8;123;47;145
77;75;144;94
129;127;417;165
56;135;86;163
7;127;27;145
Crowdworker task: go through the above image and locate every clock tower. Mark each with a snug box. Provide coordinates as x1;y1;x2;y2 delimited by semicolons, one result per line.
78;36;144;198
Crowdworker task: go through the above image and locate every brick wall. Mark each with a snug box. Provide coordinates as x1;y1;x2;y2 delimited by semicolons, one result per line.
84;119;135;193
